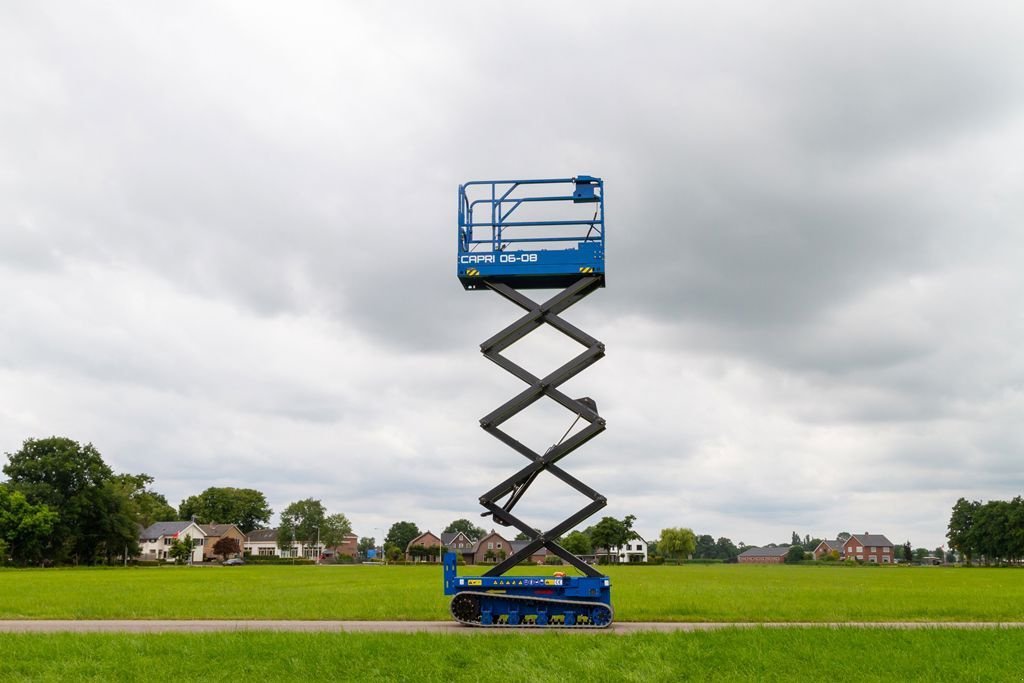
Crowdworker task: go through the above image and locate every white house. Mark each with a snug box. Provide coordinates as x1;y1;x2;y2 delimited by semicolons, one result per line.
243;528;323;559
612;538;649;563
138;521;206;563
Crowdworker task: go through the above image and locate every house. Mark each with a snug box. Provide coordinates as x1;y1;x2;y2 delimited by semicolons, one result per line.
244;528;281;557
843;533;894;564
509;540;549;564
441;531;475;552
594;536;649;563
330;533;359;559
243;528;330;559
198;524;246;561
405;531;442;562
737;546;789;564
472;530;512;565
812;539;845;560
138;521;206;563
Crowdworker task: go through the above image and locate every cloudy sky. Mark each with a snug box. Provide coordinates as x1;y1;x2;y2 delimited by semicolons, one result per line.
3;2;1023;550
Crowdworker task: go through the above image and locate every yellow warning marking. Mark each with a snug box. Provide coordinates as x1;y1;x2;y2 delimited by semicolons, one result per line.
466;268;480;276
468;579;481;586
579;267;594;273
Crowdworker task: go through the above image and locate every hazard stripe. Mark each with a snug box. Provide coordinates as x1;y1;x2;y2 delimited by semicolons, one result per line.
579;267;594;273
466;268;480;276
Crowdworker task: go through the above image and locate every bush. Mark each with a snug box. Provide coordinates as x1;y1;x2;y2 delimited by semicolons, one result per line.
544;556;563;565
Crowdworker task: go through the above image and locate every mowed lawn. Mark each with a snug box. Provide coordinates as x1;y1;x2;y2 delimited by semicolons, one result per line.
2;629;1023;681
1;564;1023;622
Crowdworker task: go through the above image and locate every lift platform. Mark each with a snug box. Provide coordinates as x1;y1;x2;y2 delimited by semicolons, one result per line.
457;176;605;290
445;175;612;628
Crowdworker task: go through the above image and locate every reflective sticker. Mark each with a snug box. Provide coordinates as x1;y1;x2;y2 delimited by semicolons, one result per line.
468;579;482;586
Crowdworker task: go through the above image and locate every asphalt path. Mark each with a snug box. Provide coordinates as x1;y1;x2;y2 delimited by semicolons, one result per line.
0;621;1022;634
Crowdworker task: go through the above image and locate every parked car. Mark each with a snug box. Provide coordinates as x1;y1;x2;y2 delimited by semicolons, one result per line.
223;558;245;566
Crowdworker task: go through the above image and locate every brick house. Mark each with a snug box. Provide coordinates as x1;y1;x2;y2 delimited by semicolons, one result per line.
330;533;359;559
472;530;511;565
843;534;894;564
737;546;789;564
441;531;475;552
812;539;845;560
198;523;246;561
405;531;442;562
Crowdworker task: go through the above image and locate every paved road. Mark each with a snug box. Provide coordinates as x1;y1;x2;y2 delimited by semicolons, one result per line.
0;621;1021;633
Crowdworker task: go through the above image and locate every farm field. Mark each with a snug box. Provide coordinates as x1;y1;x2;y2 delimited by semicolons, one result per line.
1;629;1022;681
1;564;1023;622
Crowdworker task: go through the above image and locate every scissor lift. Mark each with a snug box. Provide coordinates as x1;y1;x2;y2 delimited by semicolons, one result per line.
444;176;612;628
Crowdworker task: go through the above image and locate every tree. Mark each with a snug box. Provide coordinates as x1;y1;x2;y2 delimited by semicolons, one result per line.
319;513;353;549
715;537;740;562
385;521;421;553
913;547;929;562
837;532;851;543
802;537;823;552
693;534;716;559
903;542;913;563
179;487;271;533
0;484;58;566
213;537;241;561
483;549;496;563
3;437;137;564
444;518;485;541
658;527;697;561
111;473;176;528
278;498;327;552
562;530;593;556
791;531;801;546
947;497;979;564
169;534;194;564
785;545;806;563
358;537;376;556
589;517;628;563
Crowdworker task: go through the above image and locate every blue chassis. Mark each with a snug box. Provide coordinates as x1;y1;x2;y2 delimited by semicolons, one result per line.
443;552;611;625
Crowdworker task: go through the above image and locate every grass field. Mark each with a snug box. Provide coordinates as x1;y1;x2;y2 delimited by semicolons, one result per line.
1;564;1023;622
1;629;1023;681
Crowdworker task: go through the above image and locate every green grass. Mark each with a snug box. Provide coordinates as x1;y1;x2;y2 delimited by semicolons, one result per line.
1;629;1022;681
1;564;1023;622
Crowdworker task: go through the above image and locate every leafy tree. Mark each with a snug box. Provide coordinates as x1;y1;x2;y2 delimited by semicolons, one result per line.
213;537;241;561
278;498;326;550
385;521;421;552
589;517;628;562
358;537;376;556
444;518;485;541
169;534;194;564
562;530;593;556
715;537;740;562
913;547;929;561
319;513;353;549
790;531;801;546
785;545;806;563
658;527;697;561
112;473;176;528
3;437;137;564
837;531;851;543
179;487;271;533
693;534;716;559
802;537;823;552
0;484;58;566
483;549;496;563
903;541;913;563
385;545;402;562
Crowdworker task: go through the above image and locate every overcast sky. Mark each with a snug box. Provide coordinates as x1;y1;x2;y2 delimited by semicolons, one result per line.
2;2;1023;550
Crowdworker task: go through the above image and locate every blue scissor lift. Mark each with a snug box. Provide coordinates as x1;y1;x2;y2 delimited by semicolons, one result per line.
445;176;612;628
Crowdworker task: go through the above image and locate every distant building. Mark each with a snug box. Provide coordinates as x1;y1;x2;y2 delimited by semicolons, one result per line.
812;539;845;560
737;546;789;564
843;534;894;564
138;521;206;563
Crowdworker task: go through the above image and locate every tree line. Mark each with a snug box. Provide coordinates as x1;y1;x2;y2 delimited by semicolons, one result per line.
947;496;1024;565
0;436;357;566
